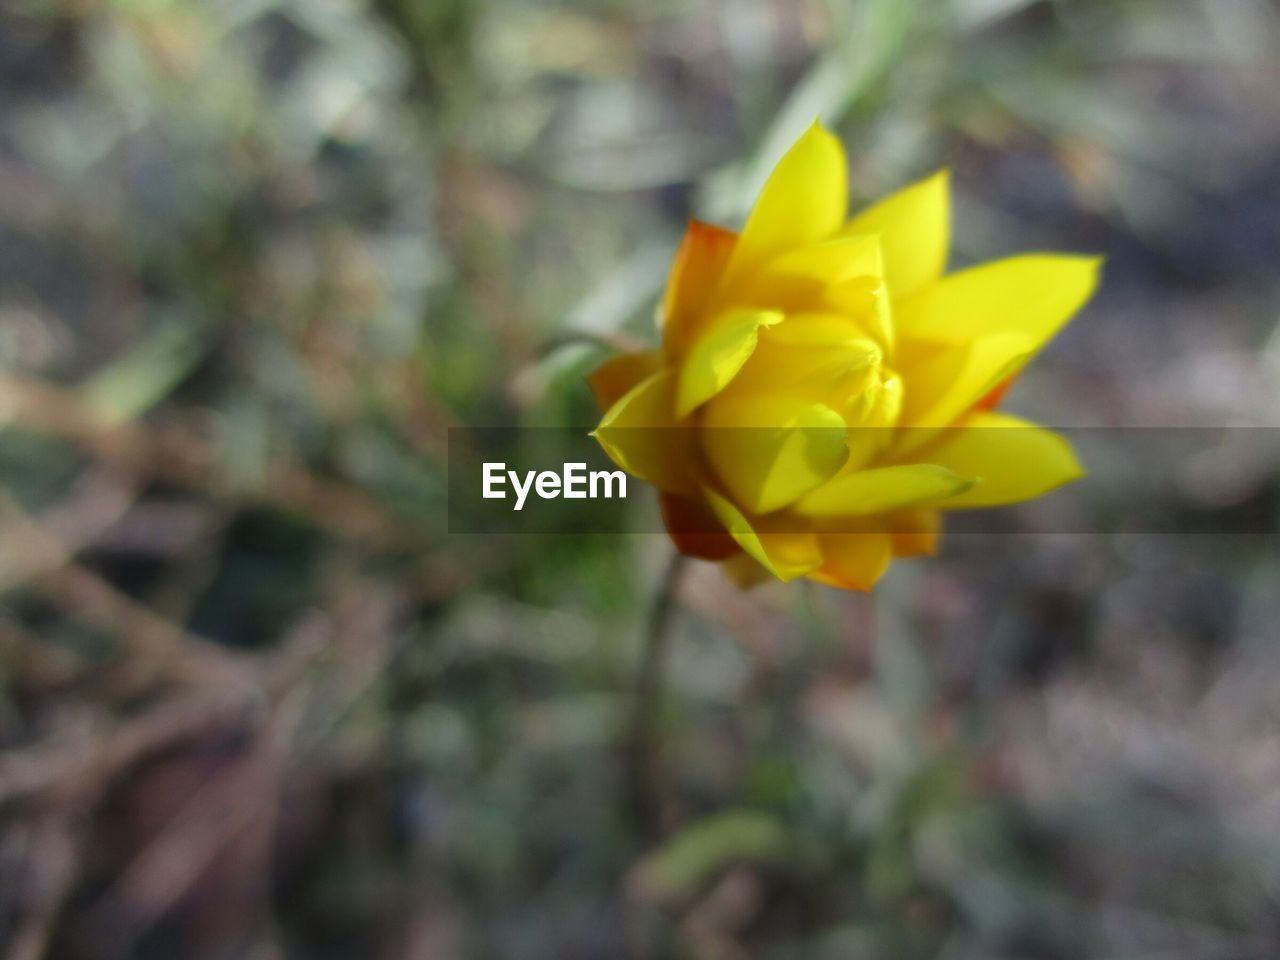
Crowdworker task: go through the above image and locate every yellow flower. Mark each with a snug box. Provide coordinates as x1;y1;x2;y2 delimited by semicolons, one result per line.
588;122;1100;590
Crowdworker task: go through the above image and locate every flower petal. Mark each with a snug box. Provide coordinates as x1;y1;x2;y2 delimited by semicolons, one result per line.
721;123;848;293
974;372;1017;412
739;234;881;313
811;533;893;591
704;488;823;582
895;254;1102;350
844;169;950;300
740;235;892;349
922;412;1085;508
592;371;698;495
889;509;940;557
823;274;894;351
844;368;903;470
702;393;849;515
764;311;882;349
662;220;738;357
675;308;784;417
896;333;1035;432
586;350;662;411
722;315;883;404
793;464;975;518
660;492;740;561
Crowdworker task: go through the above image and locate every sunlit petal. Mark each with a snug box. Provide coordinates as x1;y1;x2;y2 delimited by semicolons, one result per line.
721;123;848;292
896;333;1034;433
794;463;975;518
702;393;849;515
738;234;881;315
922;412;1085;508
675;308;784;417
844;169;950;300
896;254;1102;349
705;488;823;582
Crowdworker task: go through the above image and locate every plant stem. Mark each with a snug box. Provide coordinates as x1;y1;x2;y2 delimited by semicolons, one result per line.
624;551;687;840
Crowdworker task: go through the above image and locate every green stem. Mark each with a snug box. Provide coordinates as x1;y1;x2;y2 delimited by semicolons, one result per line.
624;551;687;840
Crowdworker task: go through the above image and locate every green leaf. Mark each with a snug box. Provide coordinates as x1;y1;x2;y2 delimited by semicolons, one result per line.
79;314;212;425
632;810;788;902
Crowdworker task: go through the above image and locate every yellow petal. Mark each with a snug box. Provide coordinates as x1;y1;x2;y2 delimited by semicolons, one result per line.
844;368;903;470
740;235;892;349
793;464;975;518
592;371;698;495
662;220;738;357
675;308;784;417
895;254;1102;349
844;169;950;300
811;532;893;591
723;315;883;404
586;350;661;411
702;393;849;514
821;274;894;351
922;412;1085;508
843;364;901;425
721;123;848;293
896;333;1034;432
704;488;822;582
738;234;881;314
765;311;882;349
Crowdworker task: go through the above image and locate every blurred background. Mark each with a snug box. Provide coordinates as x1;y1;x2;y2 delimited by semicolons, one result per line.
2;0;1280;957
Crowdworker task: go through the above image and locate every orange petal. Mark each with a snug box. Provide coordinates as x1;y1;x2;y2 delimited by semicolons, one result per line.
974;372;1017;412
811;532;893;591
704;488;823;582
586;350;662;411
662;220;738;358
889;509;940;557
660;492;741;561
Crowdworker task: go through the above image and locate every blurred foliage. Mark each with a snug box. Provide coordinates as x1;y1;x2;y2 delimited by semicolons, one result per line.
2;0;1280;958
